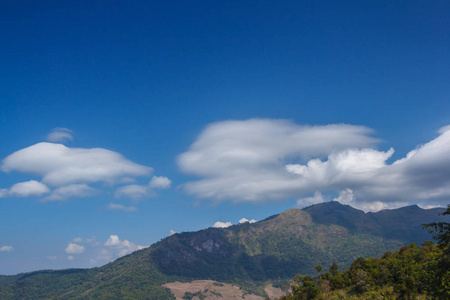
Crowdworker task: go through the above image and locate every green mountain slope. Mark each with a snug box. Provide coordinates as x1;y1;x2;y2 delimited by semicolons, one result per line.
0;202;447;299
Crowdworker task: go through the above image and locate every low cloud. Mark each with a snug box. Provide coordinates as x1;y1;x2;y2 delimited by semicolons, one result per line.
0;246;13;252
104;235;145;256
212;221;233;228
170;230;177;235
179;119;450;211
239;218;257;224
8;180;50;197
106;203;137;212
296;191;326;208
149;176;171;189
65;243;85;254
47;128;73;143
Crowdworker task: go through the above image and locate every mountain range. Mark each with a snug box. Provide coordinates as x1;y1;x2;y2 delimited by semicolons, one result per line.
0;201;447;299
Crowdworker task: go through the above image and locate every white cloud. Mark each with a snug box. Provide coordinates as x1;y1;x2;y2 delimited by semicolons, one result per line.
0;246;13;252
239;218;256;224
114;185;153;200
296;191;326;208
212;221;233;228
332;188;354;205
44;184;96;201
2;142;152;187
178;119;450;211
73;237;83;243
178;119;378;202
170;230;177;235
8;180;50;197
106;203;137;212
47;128;73;143
149;176;171;189
67;255;74;261
65;243;85;254
104;235;144;256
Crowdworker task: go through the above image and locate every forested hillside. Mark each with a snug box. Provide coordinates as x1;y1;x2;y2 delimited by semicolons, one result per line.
278;205;450;299
0;202;448;299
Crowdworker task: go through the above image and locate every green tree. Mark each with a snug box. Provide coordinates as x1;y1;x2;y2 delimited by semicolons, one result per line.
422;204;450;298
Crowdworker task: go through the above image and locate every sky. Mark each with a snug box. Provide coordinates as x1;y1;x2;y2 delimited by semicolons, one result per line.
0;0;449;275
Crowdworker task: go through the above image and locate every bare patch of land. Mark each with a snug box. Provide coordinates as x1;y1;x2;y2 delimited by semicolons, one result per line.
163;280;265;300
264;284;286;299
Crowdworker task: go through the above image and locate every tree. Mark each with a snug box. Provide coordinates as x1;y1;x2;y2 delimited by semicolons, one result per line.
422;204;450;298
423;204;450;248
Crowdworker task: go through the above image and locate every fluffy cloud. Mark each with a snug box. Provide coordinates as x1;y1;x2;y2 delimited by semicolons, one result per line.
47;128;73;143
170;230;177;235
106;203;137;212
2;142;152;187
212;221;233;228
65;243;85;254
104;235;145;256
0;246;13;252
296;191;325;208
8;180;50;197
0;141;169;203
239;218;257;224
149;176;171;189
179;119;450;211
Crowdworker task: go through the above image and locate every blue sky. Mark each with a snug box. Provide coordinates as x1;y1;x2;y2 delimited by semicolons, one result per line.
0;1;449;275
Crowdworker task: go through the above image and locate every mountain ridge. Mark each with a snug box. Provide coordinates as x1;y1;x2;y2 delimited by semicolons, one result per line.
0;202;448;299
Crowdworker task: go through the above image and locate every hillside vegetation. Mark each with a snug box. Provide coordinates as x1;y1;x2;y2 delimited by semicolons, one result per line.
278;205;450;299
0;202;448;299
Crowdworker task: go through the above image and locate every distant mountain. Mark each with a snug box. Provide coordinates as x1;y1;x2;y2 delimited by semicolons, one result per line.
0;202;448;299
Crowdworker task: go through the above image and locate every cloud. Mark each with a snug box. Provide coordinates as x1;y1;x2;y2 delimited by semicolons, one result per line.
0;246;13;252
47;128;73;143
2;142;152;187
65;243;85;254
179;119;450;211
8;180;50;197
149;176;171;189
170;230;177;235
296;191;326;208
104;235;121;247
0;188;7;198
239;218;257;224
44;184;96;201
114;185;153;200
212;221;232;228
73;238;83;243
46;255;58;261
67;255;74;261
104;235;144;256
106;203;137;212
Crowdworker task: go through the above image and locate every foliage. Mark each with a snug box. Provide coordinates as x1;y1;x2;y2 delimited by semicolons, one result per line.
278;204;450;299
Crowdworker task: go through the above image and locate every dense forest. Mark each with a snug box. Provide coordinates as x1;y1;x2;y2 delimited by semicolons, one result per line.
277;205;450;300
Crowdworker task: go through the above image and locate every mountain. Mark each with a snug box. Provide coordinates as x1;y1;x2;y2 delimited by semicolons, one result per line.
0;202;448;299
